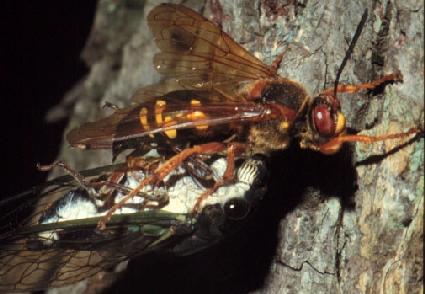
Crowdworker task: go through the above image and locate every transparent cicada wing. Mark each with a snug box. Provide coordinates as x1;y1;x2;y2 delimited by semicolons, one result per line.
0;156;268;292
0;166;194;292
0;212;189;291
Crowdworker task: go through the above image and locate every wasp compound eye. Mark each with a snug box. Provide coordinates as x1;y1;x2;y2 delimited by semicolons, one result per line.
223;198;250;220
312;104;335;137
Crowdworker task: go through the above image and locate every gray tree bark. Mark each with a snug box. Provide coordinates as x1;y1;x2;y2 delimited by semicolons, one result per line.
53;0;423;293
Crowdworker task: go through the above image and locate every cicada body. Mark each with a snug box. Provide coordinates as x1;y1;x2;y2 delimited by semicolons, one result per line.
0;157;267;292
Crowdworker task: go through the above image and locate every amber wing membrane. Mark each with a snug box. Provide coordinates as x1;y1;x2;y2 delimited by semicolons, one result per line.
133;4;275;102
67;90;269;152
67;4;276;153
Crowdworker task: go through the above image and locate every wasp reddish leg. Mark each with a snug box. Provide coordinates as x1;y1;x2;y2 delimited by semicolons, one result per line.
320;72;403;96
317;127;420;155
314;72;419;154
97;142;229;230
191;143;246;213
270;51;285;75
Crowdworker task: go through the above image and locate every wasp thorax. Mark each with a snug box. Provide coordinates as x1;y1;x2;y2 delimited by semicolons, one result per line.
261;80;308;111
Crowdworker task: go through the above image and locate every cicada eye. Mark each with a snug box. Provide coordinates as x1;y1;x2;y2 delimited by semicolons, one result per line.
223;198;250;220
312;104;335;137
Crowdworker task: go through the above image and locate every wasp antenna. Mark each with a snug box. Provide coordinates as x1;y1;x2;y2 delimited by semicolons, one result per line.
334;9;368;98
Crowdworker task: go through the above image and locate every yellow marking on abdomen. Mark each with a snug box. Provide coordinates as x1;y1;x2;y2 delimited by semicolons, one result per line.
164;116;177;139
139;107;150;130
279;121;290;131
154;100;177;139
190;99;208;130
191;99;201;106
139;107;155;138
155;100;166;125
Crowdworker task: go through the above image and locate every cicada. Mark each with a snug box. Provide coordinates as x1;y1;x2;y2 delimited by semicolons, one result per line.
0;156;267;292
66;4;419;229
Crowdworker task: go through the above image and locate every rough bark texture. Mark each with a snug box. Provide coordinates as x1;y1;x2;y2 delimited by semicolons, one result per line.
52;0;423;293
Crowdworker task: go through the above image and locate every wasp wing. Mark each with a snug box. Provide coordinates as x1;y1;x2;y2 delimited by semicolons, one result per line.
67;4;278;152
133;4;276;103
67;90;270;152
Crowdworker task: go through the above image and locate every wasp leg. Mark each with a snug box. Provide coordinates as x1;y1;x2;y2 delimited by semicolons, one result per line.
317;127;420;155
102;101;121;111
127;155;162;172
129;146;215;180
97;142;228;230
191;143;246;213
320;73;403;96
270;51;285;75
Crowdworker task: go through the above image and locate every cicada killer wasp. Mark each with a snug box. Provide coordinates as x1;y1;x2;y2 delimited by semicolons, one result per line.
65;4;420;230
0;156;268;292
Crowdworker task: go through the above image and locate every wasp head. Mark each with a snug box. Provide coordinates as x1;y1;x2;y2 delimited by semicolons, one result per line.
300;94;346;154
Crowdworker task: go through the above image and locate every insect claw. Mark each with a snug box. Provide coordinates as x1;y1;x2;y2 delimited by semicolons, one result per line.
102;101;121;111
37;161;62;171
96;220;107;231
270;51;285;75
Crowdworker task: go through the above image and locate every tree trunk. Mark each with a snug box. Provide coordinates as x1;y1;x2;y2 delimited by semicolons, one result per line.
54;0;423;293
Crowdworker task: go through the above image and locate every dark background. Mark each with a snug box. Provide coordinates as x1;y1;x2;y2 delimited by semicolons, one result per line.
1;2;96;197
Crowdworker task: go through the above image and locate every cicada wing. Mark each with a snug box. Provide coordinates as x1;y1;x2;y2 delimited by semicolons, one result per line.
0;155;269;292
0;221;184;292
0;243;128;291
0;165;193;292
0;199;191;292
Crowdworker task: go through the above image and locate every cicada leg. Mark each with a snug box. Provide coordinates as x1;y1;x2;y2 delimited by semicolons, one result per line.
37;161;91;189
320;72;403;96
97;142;230;230
172;146;215;186
37;160;159;208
